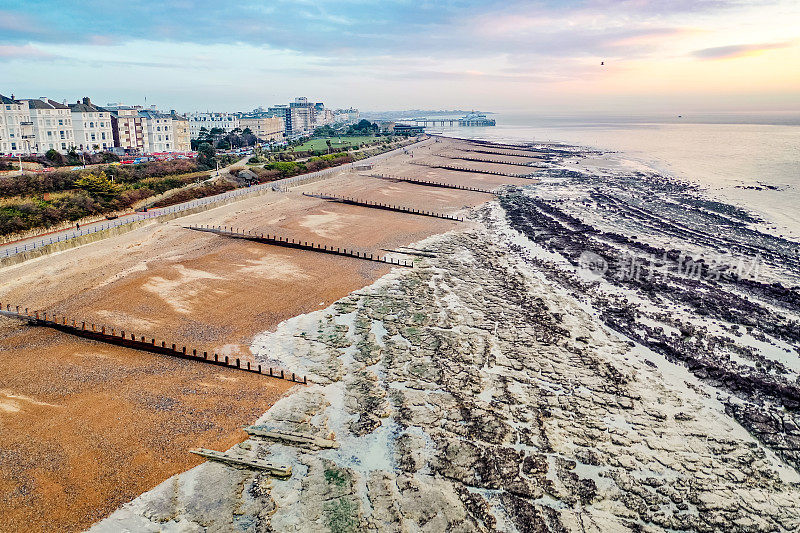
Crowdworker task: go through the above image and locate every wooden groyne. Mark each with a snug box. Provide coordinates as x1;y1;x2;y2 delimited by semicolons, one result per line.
442;154;544;168
464;140;541;152
0;303;307;383
185;225;414;267
369;174;497;194
409;160;535;179
302;192;464;221
457;148;544;158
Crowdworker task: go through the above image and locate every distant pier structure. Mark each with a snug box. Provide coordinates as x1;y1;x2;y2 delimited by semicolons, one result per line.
401;112;496;128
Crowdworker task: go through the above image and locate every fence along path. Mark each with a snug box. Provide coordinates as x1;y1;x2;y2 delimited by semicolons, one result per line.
185;225;415;267
408;160;535;179
302;192;464;221
0;138;430;260
0;303;308;383
368;173;497;194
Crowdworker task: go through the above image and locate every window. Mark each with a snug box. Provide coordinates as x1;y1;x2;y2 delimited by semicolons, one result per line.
47;131;52;137
101;132;106;140
11;142;16;150
90;134;96;141
58;119;63;126
90;122;94;128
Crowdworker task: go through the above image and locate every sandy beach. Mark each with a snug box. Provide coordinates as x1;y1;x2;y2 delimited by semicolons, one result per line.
0;137;526;532
3;136;800;532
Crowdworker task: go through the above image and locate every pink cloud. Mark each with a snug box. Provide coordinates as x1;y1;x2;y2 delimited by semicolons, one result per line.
0;44;54;59
692;41;795;60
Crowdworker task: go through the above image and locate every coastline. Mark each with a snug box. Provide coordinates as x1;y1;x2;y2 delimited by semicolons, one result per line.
91;138;800;531
0;136;520;532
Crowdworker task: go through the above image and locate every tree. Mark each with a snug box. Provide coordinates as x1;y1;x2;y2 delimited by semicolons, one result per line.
326;139;332;154
242;127;253;136
45;149;66;166
74;172;122;200
197;142;216;168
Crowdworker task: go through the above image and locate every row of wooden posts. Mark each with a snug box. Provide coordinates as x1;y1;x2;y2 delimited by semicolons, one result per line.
187;226;414;267
464;139;543;153
457;147;545;159
408;160;535;179
370;173;497;194
0;304;308;384
302;192;464;221
443;154;543;168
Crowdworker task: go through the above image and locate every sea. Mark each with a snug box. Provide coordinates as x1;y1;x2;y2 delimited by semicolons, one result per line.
432;112;800;239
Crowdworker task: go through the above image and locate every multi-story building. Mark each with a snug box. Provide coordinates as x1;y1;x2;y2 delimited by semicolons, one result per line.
170;112;191;152
69;97;113;152
187;112;239;139
238;114;284;143
0;94;34;154
139;110;179;153
19;97;74;154
107;105;149;154
267;105;292;136
334;108;360;124
289;97;316;135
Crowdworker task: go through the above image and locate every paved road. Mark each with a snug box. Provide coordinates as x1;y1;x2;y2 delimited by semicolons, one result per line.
0;139;428;260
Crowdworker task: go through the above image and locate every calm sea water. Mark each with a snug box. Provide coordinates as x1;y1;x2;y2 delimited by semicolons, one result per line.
434;113;800;238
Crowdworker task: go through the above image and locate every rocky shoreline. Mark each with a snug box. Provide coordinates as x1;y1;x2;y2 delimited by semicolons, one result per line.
92;141;800;532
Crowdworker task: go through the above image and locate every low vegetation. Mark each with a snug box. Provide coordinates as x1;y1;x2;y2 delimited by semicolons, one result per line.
0;159;214;237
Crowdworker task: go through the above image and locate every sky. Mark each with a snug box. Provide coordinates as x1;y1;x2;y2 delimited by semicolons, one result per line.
0;0;798;114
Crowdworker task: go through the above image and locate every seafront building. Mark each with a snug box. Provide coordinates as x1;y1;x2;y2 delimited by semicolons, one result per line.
171;113;191;152
0;91;353;155
107;106;150;154
187;112;240;139
138;110;191;153
0;94;34;154
19;97;74;154
238;114;284;142
69;97;113;151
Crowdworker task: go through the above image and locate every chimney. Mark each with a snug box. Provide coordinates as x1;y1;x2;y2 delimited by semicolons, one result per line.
82;97;91;105
10;94;14;99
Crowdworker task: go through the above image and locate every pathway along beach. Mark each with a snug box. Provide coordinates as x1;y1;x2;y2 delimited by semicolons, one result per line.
2;137;800;531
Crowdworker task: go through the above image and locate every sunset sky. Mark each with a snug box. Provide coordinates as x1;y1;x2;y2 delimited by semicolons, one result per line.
1;0;798;113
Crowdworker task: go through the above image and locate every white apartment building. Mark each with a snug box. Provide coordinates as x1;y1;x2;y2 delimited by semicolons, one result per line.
20;97;74;154
69;97;113;152
139;110;181;153
187;112;240;139
0;94;34;154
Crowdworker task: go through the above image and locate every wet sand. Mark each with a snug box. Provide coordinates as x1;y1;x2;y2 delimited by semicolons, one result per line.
90;138;800;532
0;137;521;532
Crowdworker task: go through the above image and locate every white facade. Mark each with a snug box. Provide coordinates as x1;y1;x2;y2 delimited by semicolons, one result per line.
139;111;177;153
70;97;113;151
20;98;74;154
187;112;240;139
0;95;34;154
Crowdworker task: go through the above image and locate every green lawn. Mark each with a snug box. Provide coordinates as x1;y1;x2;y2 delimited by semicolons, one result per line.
288;136;379;152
